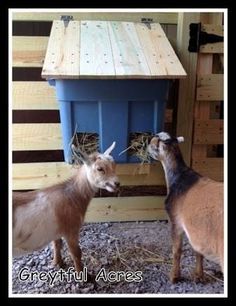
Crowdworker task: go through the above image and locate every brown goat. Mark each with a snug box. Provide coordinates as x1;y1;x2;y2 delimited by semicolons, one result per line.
13;142;120;274
148;132;224;283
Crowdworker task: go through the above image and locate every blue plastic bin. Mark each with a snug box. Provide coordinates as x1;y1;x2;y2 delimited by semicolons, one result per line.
49;79;169;163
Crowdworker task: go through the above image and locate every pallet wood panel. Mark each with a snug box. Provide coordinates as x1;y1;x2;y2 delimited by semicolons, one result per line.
108;21;151;78
12;12;178;24
139;23;186;77
13;123;62;151
42;21;80;78
13;82;57;109
85;196;167;222
197;74;223;101
79;21;115;77
42;20;186;79
12;162;165;190
176;12;201;165
13;36;48;67
194;119;223;144
192;157;223;181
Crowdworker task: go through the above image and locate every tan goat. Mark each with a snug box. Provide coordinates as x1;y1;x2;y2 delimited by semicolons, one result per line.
148;132;224;283
13;142;120;274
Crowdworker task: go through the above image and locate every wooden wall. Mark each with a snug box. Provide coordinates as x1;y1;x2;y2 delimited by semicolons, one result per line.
12;12;180;222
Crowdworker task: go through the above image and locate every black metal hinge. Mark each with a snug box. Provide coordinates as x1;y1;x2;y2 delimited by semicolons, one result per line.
61;15;74;28
141;18;153;30
188;22;223;52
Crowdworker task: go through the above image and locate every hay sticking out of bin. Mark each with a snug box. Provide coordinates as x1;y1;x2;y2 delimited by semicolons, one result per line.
119;132;152;164
70;131;99;165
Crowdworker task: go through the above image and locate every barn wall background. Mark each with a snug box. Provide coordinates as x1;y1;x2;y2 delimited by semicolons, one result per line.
12;11;224;222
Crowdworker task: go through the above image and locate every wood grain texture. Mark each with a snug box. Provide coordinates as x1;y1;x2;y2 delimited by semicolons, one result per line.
176;12;200;165
108;21;151;78
13;36;48;67
197;74;223;101
79;21;115;77
193;119;223;144
13;82;57;109
85;196;167;222
136;23;186;78
12;123;62;150
42;20;80;78
12;162;166;190
41;20;186;79
192;157;223;181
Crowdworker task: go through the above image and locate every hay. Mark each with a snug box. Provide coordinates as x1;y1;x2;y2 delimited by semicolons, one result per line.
119;133;152;163
70;128;99;165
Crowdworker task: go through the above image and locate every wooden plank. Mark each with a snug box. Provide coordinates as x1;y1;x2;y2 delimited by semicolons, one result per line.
137;23;186;78
192;158;223;181
135;23;168;76
12;162;166;190
79;21;115;78
108;21;151;78
194;119;223;144
176;12;200;165
42;20;80;78
13;82;57;110
85;196;167;222
12;162;71;190
12;123;62;151
193;54;213;159
197;74;223;101
12;36;48;67
200;24;224;54
12;12;178;24
200;43;223;54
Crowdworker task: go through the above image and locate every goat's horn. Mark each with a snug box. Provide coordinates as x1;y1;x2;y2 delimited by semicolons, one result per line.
104;141;116;156
177;136;184;143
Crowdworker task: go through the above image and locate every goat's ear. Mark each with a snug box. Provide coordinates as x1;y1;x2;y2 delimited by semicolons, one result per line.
71;144;90;165
177;136;184;143
104;141;116;156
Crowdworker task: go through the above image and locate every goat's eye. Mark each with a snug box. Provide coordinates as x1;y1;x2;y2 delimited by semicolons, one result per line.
97;167;105;173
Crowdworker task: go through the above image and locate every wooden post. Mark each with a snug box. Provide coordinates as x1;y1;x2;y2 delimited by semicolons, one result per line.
176;12;200;166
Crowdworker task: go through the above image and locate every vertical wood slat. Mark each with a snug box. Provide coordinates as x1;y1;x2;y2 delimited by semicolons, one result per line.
42;20;80;78
192;13;224;176
108;21;151;77
80;21;115;77
135;23;186;77
176;12;200;165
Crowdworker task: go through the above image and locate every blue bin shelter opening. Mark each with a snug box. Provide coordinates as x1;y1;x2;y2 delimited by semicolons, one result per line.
42;20;186;163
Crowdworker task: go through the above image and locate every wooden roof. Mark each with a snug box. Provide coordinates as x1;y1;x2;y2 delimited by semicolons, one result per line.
42;20;186;79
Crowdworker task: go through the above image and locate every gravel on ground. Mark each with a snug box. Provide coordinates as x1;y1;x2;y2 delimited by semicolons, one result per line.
12;221;224;295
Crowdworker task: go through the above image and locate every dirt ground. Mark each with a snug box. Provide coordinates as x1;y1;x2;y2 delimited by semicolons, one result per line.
12;221;224;296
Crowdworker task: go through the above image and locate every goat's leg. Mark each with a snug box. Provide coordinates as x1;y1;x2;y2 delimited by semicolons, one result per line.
193;252;204;282
170;225;183;283
52;239;64;268
65;234;83;273
65;233;96;283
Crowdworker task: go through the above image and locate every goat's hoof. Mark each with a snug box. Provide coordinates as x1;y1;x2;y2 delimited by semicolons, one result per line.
51;259;65;269
192;273;206;283
170;273;181;284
